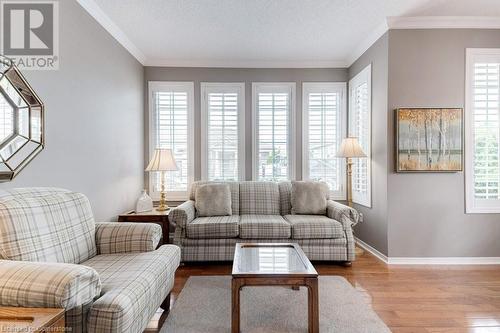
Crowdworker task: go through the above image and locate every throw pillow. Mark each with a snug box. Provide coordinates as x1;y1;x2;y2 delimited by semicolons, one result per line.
195;183;232;217
291;181;329;215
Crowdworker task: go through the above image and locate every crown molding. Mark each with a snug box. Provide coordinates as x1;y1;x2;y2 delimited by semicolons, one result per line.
76;0;146;65
387;16;500;29
347;21;389;67
144;58;349;69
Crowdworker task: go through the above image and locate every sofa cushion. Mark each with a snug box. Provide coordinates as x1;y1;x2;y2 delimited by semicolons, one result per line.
186;216;240;239
190;181;240;215
84;245;181;333
240;182;280;215
195;184;232;217
278;182;293;215
284;215;344;239
291;181;330;215
0;191;97;263
239;215;291;239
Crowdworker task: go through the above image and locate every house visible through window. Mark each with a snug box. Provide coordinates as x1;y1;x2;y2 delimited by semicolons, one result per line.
302;82;346;199
349;65;372;207
201;83;245;181
253;83;295;181
466;49;500;213
149;81;194;200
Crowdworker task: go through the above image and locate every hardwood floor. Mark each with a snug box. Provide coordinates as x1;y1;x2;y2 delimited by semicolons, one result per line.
146;247;500;333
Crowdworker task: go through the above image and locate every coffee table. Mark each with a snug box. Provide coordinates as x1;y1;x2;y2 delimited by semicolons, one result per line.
231;243;319;333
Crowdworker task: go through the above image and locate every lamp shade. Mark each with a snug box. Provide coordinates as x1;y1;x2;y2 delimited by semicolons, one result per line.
146;149;178;172
337;137;366;158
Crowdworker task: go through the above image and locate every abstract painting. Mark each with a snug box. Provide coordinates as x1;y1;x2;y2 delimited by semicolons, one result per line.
396;108;463;172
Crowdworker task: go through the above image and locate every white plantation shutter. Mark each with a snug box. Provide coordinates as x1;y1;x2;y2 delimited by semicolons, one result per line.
149;82;194;200
349;65;372;207
466;49;500;213
201;83;245;181
302;83;346;199
253;83;295;181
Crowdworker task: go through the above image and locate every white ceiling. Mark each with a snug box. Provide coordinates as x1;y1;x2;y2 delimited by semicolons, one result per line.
78;0;500;67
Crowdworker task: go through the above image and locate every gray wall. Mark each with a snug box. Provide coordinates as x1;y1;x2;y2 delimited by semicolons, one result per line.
348;33;389;256
0;0;145;221
144;67;347;183
387;29;500;257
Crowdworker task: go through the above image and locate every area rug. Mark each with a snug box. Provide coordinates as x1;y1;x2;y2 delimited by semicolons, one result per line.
160;276;391;333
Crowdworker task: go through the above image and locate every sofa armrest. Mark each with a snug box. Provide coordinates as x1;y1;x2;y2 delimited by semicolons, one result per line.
326;200;362;229
95;222;162;254
0;260;101;309
170;200;196;229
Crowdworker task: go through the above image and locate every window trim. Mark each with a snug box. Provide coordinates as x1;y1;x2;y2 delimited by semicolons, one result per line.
252;82;296;181
200;82;246;181
148;81;195;201
302;82;347;200
348;64;372;207
465;48;500;213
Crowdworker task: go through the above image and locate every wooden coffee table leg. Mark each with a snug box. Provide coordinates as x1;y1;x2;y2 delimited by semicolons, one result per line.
232;278;243;333
306;278;319;333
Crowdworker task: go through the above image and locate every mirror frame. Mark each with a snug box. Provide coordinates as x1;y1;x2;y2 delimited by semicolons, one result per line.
0;56;45;181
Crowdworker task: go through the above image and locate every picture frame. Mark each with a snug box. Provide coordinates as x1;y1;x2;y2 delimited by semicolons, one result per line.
395;108;463;173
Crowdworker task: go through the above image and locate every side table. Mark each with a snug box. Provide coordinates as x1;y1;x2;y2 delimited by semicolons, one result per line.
118;208;171;245
0;307;65;333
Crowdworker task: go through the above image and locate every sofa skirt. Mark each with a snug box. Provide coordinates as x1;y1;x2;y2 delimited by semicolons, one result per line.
174;230;355;262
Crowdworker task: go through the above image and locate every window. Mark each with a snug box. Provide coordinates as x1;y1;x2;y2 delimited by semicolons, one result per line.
302;82;346;199
349;65;372;207
201;83;245;181
252;83;296;181
466;49;500;213
149;81;194;200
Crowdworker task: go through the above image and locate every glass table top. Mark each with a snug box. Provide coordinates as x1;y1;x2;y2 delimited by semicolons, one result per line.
234;244;310;274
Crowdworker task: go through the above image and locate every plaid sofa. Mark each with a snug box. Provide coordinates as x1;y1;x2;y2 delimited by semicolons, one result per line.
0;188;181;333
170;181;360;262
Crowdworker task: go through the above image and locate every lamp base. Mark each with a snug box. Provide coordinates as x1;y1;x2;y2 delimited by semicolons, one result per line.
157;189;169;211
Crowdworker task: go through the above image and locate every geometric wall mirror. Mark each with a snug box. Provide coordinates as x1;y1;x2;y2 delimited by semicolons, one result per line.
0;56;44;181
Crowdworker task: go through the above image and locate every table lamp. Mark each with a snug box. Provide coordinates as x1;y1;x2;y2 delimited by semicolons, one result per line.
337;137;366;207
146;148;178;211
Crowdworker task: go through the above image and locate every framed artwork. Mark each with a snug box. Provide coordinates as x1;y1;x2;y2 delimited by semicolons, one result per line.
396;108;463;172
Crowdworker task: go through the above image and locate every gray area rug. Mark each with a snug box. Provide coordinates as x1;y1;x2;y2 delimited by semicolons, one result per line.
161;276;391;333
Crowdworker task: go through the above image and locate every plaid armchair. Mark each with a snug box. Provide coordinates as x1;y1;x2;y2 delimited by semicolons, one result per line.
0;188;180;333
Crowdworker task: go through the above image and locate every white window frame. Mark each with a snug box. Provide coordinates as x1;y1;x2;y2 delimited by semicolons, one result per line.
348;65;372;207
200;82;246;181
465;48;500;213
252;82;296;181
148;81;195;201
302;82;347;200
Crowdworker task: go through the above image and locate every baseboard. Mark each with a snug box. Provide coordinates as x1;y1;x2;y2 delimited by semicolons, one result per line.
355;237;388;264
387;257;500;265
355;238;500;265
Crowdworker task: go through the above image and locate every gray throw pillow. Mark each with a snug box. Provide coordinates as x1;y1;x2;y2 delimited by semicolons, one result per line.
291;181;330;215
195;184;232;217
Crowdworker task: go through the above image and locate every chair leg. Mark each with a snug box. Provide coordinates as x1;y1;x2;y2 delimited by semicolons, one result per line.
160;293;171;311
